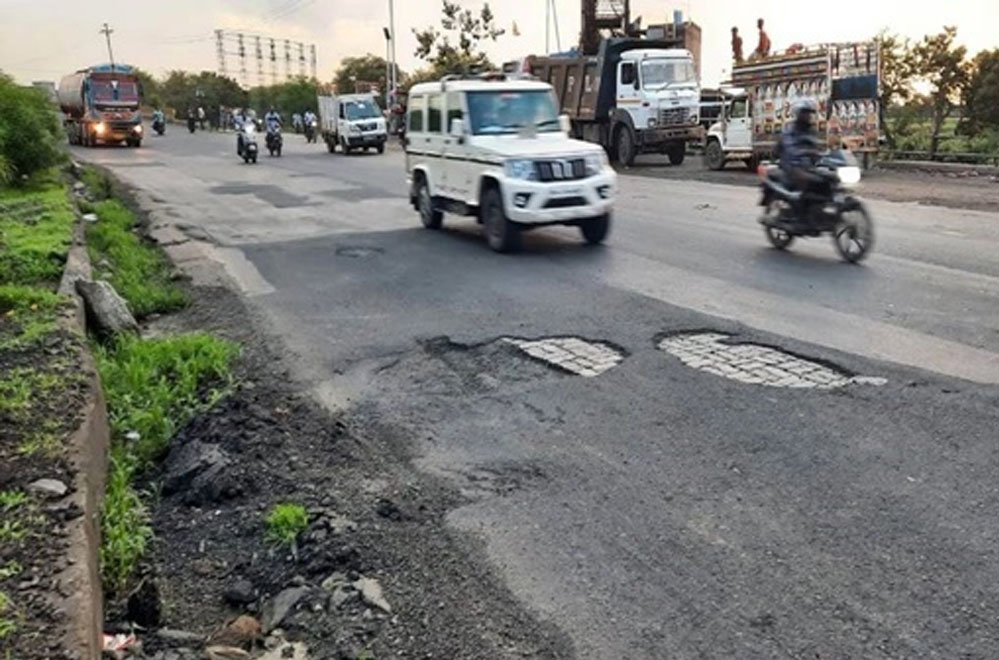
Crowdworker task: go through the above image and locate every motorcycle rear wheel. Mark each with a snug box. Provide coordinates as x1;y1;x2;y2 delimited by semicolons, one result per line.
760;201;795;250
833;204;874;263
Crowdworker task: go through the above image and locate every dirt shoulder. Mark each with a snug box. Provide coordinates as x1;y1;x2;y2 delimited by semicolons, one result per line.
621;156;999;213
108;281;573;659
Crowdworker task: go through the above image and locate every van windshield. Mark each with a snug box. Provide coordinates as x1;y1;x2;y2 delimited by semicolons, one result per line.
345;101;380;120
467;90;559;135
641;59;696;89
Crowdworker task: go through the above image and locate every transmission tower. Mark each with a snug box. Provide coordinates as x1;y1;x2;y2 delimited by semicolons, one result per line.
309;45;317;79
216;30;227;77
255;36;265;86
269;39;278;83
297;42;306;77
237;33;248;82
284;40;292;79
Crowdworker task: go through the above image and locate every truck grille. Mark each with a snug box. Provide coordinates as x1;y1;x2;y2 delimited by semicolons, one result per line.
358;122;377;132
534;158;586;182
659;107;693;126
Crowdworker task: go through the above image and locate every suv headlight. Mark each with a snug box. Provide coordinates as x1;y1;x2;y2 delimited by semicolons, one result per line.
504;159;536;181
585;152;608;176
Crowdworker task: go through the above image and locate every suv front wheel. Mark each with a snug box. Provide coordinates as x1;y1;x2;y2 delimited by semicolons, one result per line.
482;187;520;253
580;214;611;245
417;177;443;229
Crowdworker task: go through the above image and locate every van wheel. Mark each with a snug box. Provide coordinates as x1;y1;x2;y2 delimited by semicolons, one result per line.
482;187;520;253
614;127;636;167
326;139;336;153
417;177;443;229
704;139;725;170
377;142;385;154
580;214;611;245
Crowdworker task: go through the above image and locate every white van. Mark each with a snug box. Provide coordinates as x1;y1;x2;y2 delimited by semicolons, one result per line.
317;93;388;154
405;76;617;252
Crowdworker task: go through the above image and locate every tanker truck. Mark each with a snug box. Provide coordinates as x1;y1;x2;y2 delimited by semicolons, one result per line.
58;63;143;147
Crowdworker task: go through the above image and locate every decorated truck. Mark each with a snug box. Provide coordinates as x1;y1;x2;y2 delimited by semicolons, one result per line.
703;41;880;170
58;63;144;147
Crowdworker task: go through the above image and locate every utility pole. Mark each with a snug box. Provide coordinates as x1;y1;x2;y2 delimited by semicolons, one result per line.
546;0;550;53
388;0;397;103
100;22;115;69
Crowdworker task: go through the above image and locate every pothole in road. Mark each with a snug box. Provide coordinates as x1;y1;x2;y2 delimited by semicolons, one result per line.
658;332;887;389
336;245;384;259
504;336;625;377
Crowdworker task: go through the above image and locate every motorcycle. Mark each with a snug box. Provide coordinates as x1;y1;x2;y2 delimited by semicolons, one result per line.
237;122;259;164
304;120;317;144
266;125;283;157
757;149;874;263
152;118;166;136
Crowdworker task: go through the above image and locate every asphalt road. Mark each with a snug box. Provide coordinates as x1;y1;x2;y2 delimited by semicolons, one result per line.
78;130;999;659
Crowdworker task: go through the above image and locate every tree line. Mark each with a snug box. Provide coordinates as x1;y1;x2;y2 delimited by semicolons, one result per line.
880;26;999;158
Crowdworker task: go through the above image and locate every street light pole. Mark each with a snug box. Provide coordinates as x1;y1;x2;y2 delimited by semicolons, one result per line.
383;27;392;110
388;0;397;102
100;22;115;70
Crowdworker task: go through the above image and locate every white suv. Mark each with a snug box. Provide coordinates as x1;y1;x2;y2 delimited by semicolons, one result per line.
405;77;617;252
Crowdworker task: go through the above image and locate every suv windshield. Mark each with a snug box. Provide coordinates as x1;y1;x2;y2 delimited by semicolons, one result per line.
345;101;379;120
641;59;696;89
467;90;559;135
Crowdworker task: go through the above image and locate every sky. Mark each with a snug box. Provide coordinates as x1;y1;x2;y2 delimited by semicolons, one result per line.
2;0;997;88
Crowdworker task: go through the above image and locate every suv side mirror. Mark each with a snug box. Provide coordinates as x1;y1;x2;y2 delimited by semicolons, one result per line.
559;114;572;134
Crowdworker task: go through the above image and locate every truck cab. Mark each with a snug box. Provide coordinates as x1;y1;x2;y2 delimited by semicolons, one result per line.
613;48;701;165
704;87;755;170
318;93;388;155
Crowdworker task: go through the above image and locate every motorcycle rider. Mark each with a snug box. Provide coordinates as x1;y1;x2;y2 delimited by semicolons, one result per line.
265;107;282;133
151;108;166;133
292;112;303;134
778;99;823;224
234;108;252;154
303;108;317;137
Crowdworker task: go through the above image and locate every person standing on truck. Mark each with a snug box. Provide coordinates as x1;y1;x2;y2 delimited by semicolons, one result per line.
754;19;772;59
731;27;744;64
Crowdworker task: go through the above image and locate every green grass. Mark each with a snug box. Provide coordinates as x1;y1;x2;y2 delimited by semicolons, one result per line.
96;332;237;593
0;590;16;640
265;503;309;546
0;367;65;423
0;562;22;580
0;284;65;351
96;333;238;465
100;452;152;595
0;184;74;287
80;166;113;201
86;199;186;318
17;420;64;459
0;491;27;512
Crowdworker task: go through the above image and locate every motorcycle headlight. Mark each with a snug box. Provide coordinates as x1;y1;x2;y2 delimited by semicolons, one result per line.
504;159;536;181
585;152;608;176
244;124;255;134
837;166;861;186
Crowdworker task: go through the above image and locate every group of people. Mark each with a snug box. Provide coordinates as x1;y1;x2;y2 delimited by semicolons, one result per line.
289;110;319;134
731;18;771;64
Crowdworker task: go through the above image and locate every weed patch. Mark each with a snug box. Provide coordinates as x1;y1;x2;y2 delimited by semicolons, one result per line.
100;453;152;595
266;503;309;546
86;199;186;317
0;181;74;287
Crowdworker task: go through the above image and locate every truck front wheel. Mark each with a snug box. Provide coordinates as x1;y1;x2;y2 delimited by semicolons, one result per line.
704;139;725;170
667;142;686;166
614;127;636;167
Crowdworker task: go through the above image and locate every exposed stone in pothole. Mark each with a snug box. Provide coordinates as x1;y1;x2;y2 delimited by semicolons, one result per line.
336;246;383;258
503;337;624;377
658;332;886;389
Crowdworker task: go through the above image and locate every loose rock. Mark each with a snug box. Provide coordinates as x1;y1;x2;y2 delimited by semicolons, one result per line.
27;478;68;498
261;586;309;633
222;579;256;606
330;586;357;609
208;615;261;648
155;629;204;647
162;441;233;505
75;279;139;337
353;577;391;614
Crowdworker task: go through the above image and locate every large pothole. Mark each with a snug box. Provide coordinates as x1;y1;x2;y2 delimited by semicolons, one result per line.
504;336;625;377
658;332;886;389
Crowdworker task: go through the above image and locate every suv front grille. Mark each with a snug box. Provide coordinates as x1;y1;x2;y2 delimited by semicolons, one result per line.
659;107;692;126
535;158;586;182
544;196;588;209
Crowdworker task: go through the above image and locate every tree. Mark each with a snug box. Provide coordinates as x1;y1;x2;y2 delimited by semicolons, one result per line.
962;49;999;134
248;77;319;116
877;31;916;148
159;71;245;119
333;54;404;102
413;1;505;77
910;27;969;158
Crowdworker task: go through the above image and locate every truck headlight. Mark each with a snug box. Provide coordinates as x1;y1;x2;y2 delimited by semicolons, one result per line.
504;159;536;181
348;124;361;135
133;125;143;133
94;122;106;135
584;152;607;176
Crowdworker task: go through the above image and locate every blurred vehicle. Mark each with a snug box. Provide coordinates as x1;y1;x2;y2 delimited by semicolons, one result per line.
757;148;873;263
58;63;143;147
237;121;259;164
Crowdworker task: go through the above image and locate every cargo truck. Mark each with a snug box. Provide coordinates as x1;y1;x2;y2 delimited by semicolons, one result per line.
528;38;703;166
704;41;881;171
58;63;143;147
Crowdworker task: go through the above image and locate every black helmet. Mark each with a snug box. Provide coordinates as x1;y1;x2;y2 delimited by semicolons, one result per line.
793;99;818;130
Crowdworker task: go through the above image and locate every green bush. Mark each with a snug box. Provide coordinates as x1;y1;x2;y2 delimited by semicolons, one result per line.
265;503;309;546
0;73;64;184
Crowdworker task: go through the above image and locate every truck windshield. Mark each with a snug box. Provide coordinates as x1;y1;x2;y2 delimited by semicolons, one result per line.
345;101;380;120
467;90;559;135
90;80;139;104
641;59;696;89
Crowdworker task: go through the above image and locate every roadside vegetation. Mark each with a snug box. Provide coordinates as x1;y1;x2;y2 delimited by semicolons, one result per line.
265;503;309;546
0;74;64;186
78;169;239;595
